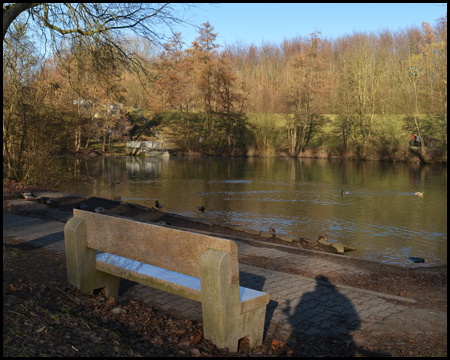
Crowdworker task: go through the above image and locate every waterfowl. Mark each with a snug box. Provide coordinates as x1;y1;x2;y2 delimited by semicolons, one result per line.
37;197;49;204
318;235;328;242
94;207;106;213
75;203;89;210
21;191;35;200
408;256;425;263
46;199;59;208
155;200;163;209
198;205;205;212
269;227;276;233
340;190;349;195
414;192;424;197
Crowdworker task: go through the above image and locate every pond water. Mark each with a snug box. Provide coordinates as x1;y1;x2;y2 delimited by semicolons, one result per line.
54;156;447;268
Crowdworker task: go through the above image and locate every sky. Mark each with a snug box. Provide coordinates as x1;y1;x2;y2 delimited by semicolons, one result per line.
173;3;447;48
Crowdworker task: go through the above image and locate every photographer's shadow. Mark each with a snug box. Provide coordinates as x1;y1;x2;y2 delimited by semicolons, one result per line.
284;276;385;356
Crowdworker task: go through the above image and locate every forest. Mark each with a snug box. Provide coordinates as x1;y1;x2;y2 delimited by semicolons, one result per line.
3;5;447;184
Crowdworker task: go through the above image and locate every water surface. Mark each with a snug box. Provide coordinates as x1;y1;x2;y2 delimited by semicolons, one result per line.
55;156;447;267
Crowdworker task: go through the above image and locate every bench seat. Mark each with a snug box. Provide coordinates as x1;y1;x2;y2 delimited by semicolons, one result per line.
96;252;269;313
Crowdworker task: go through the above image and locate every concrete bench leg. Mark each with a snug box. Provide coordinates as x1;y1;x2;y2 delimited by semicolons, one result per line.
239;305;266;348
200;249;266;352
64;217;120;297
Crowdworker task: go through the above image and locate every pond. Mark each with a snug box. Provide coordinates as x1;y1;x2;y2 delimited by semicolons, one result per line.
54;156;447;268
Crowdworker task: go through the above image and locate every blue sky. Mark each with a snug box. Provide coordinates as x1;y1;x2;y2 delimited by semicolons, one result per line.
174;3;447;47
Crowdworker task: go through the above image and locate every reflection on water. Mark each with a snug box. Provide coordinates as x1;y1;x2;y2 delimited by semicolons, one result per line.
55;156;447;267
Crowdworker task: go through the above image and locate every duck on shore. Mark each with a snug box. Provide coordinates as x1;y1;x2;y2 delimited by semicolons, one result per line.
269;227;276;233
21;191;36;200
408;256;425;263
75;202;89;210
37;197;49;204
46;199;59;208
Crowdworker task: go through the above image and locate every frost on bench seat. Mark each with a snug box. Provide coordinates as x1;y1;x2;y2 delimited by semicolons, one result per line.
96;252;269;307
96;252;202;301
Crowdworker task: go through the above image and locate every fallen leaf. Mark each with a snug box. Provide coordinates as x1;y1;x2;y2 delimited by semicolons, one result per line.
36;326;46;333
106;297;116;305
190;332;202;346
171;329;186;335
178;340;190;349
9;284;23;292
271;338;286;352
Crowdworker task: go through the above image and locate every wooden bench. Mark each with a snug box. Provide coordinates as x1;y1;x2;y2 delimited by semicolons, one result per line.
64;209;270;352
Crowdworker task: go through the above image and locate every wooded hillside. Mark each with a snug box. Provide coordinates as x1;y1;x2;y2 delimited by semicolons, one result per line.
3;10;447;183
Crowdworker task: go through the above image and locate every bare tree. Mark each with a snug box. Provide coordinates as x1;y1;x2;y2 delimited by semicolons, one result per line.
3;3;196;42
3;3;197;75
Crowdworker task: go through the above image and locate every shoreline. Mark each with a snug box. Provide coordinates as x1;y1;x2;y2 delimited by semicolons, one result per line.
57;145;447;166
4;184;446;275
4;180;445;270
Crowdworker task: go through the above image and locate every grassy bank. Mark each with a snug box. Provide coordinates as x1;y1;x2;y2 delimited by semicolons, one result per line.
122;109;446;164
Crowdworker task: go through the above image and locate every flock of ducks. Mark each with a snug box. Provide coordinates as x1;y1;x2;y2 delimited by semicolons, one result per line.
21;192;58;207
22;188;425;213
22;191;106;212
340;189;425;197
154;200;205;213
20;190;427;262
151;189;424;215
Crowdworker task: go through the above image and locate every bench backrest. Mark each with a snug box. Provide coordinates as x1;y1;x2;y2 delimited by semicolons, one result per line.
73;209;239;285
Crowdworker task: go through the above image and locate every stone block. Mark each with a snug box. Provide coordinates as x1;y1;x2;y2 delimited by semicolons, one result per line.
243;228;261;236
64;217;120;297
200;249;269;352
331;242;345;254
277;235;296;243
259;231;275;238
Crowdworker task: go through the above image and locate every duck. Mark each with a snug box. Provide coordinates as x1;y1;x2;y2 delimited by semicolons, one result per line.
198;205;205;212
155;200;163;209
94;207;106;213
340;190;350;195
414;192;424;197
75;202;89;210
269;227;276;233
21;191;35;200
46;199;59;208
408;256;425;263
37;197;49;204
318;235;328;242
